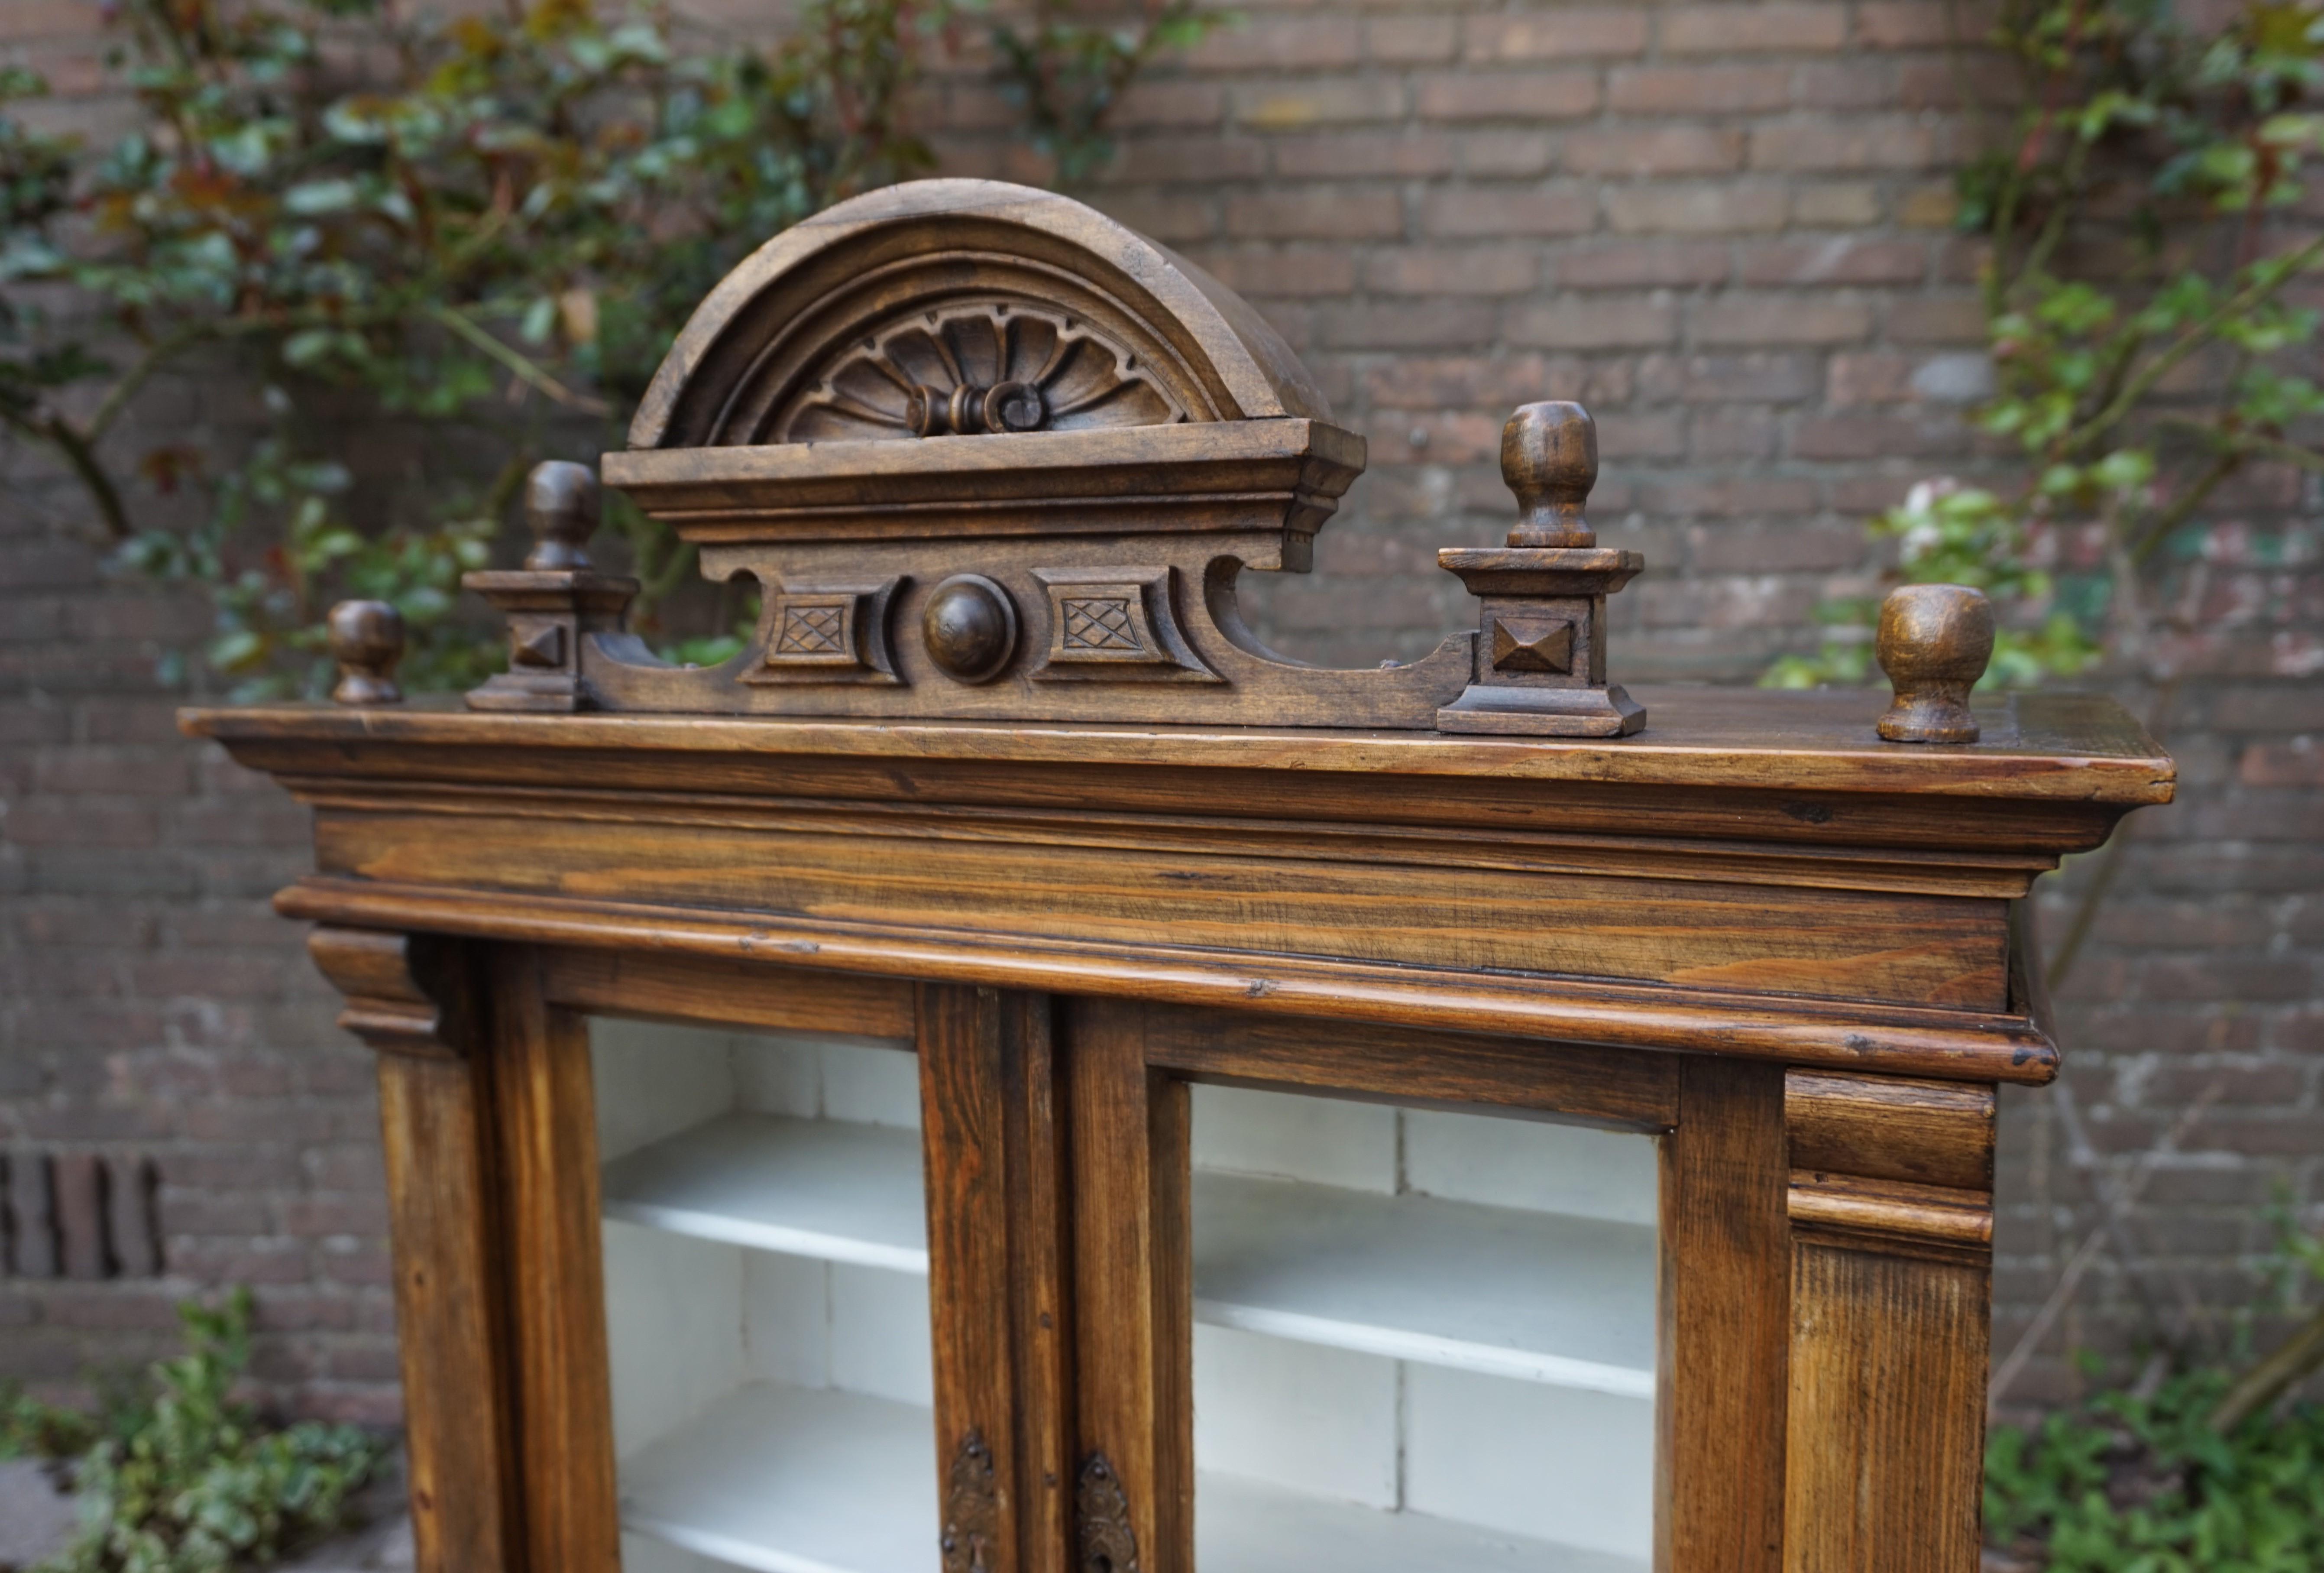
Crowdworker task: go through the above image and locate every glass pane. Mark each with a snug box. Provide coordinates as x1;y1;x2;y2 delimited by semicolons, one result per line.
590;1016;932;1573
1190;1083;1659;1573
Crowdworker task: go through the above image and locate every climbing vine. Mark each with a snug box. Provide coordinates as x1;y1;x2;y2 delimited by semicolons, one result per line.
1767;0;2324;690
0;0;1209;696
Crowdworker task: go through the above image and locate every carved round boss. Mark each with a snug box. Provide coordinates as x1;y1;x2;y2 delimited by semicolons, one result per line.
922;574;1018;684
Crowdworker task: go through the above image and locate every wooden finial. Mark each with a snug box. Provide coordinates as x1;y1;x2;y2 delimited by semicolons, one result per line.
524;461;600;571
1502;401;1598;548
1876;584;1994;744
328;599;405;706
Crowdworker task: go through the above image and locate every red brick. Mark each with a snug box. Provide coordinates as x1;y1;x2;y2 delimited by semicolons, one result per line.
1662;4;1850;53
1114;136;1266;184
1789;62;1901;112
1224;189;1403;240
1414;71;1600;122
1507;296;1680;350
1888;294;1986;343
1638;352;1824;402
1233;78;1405;130
1273;133;1457;178
1189;17;1362;72
1188;247;1359;297
1751;119;1946;172
1826;352;1918;403
1420;185;1596;237
1457;131;1557;175
1316;300;1500;350
2241;737;2324;786
1608;65;1790;115
1562;126;1745;177
0;1;104;42
3;801;159;847
1365;245;1540;295
1557;241;1731;291
1738;237;1929;285
33;747;193;796
1855;1;1991;47
1789;411;1973;458
1366;16;1457;63
1113;81;1227;131
1605;182;1788;234
1462;10;1649;61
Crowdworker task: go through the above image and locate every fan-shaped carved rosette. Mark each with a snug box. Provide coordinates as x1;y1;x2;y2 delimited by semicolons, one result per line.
780;303;1187;443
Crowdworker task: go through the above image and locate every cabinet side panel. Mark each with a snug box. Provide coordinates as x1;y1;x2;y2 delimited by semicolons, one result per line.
1785;1246;1989;1573
1659;1058;1789;1573
1065;998;1194;1573
489;948;621;1573
375;1048;520;1573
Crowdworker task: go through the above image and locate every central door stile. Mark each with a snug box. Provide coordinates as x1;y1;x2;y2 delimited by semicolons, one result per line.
920;985;1076;1573
1061;998;1191;1573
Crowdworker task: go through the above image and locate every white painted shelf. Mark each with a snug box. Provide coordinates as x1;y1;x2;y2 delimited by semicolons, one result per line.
1192;1173;1655;1397
618;1380;1644;1573
1201;1474;1649;1573
619;1383;935;1573
601;1115;929;1275
600;1116;1654;1396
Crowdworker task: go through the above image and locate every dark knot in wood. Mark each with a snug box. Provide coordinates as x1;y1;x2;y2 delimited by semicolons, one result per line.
327;600;405;706
1876;584;1994;744
1502;400;1598;548
524;461;600;571
924;574;1020;684
1075;1454;1138;1573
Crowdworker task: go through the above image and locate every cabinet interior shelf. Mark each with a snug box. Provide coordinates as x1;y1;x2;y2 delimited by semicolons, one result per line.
620;1379;1647;1573
601;1113;1656;1397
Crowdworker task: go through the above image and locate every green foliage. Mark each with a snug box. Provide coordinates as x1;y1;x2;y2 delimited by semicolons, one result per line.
0;1290;384;1573
1984;1367;2324;1571
991;1;1227;185
1767;0;2324;691
0;0;1189;697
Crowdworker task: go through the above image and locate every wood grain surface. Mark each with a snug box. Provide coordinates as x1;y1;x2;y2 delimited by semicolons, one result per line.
486;949;621;1573
276;877;2064;1082
1660;1057;1790;1573
1064;998;1192;1573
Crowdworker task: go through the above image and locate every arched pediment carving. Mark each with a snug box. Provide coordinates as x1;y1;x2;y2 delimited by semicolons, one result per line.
784;302;1187;443
627;180;1331;449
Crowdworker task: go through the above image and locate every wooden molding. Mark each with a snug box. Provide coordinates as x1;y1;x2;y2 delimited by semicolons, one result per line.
1788;1171;1994;1256
275;877;2062;1083
1785;1070;1995;1191
306;926;466;1059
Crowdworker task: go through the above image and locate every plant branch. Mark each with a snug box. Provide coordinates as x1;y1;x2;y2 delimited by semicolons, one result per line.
2210;1303;2324;1433
425;304;611;416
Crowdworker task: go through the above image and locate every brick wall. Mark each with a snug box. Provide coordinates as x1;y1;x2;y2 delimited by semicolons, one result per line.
3;0;2318;1422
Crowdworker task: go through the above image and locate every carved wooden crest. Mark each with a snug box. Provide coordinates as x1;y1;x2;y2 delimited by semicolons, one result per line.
460;179;1644;734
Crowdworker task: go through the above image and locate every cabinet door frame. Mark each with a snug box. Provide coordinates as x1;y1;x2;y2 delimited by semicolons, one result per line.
340;937;1991;1573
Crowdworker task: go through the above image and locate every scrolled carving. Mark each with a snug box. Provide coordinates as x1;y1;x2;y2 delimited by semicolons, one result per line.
940;1430;1002;1573
742;576;903;686
783;303;1186;444
1075;1454;1138;1573
306;927;466;1059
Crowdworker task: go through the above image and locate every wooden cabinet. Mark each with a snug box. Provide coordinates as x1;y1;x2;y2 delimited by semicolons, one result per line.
184;179;2173;1573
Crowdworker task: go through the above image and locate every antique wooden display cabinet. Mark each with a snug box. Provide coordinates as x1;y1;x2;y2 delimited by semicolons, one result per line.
184;182;2174;1573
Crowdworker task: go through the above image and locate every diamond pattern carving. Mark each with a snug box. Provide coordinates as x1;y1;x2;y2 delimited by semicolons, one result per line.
1062;598;1142;653
778;603;849;655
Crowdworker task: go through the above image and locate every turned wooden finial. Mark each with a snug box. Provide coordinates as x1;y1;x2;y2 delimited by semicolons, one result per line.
328;599;405;706
1502;401;1598;548
1876;584;1994;744
524;461;600;570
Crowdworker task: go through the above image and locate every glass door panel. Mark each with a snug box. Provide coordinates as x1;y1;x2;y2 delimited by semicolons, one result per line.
1189;1084;1658;1573
590;1015;933;1573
